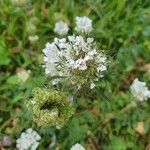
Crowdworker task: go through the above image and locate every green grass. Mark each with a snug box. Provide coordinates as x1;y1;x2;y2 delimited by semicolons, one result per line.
0;0;150;149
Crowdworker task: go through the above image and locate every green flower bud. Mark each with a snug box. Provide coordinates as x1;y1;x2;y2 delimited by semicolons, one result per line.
26;88;75;128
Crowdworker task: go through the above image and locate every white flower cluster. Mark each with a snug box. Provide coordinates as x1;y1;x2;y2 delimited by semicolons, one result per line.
54;21;69;35
43;16;107;89
16;128;41;150
75;16;93;33
130;78;150;101
70;143;85;150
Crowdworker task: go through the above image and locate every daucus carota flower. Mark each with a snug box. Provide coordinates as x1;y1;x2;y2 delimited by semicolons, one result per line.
130;78;150;101
43;35;107;89
26;88;75;128
16;128;41;150
75;16;93;33
70;143;85;150
54;21;69;35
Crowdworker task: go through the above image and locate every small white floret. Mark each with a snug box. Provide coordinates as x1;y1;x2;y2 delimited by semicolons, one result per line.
28;35;39;44
75;16;93;33
54;21;69;35
90;82;96;89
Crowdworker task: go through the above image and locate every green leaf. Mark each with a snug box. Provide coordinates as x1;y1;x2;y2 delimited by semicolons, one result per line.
110;137;127;150
13;92;24;102
0;39;11;65
6;75;18;85
67;117;89;145
142;26;150;37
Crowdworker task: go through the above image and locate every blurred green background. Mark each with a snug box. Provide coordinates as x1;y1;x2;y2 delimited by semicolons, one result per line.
0;0;150;149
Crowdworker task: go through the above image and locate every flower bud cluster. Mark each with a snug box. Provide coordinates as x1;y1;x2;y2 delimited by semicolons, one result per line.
27;88;75;128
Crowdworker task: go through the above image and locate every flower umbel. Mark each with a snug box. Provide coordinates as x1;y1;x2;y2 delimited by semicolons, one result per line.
130;78;150;101
43;35;107;89
75;16;93;33
16;128;41;150
54;21;69;35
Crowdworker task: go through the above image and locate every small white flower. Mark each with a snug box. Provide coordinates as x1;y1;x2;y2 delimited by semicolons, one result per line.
16;128;41;150
75;58;87;70
87;37;94;43
97;65;107;72
75;16;93;33
130;78;150;101
70;143;85;150
52;78;60;85
90;82;96;89
28;35;39;44
17;69;31;83
54;21;69;35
